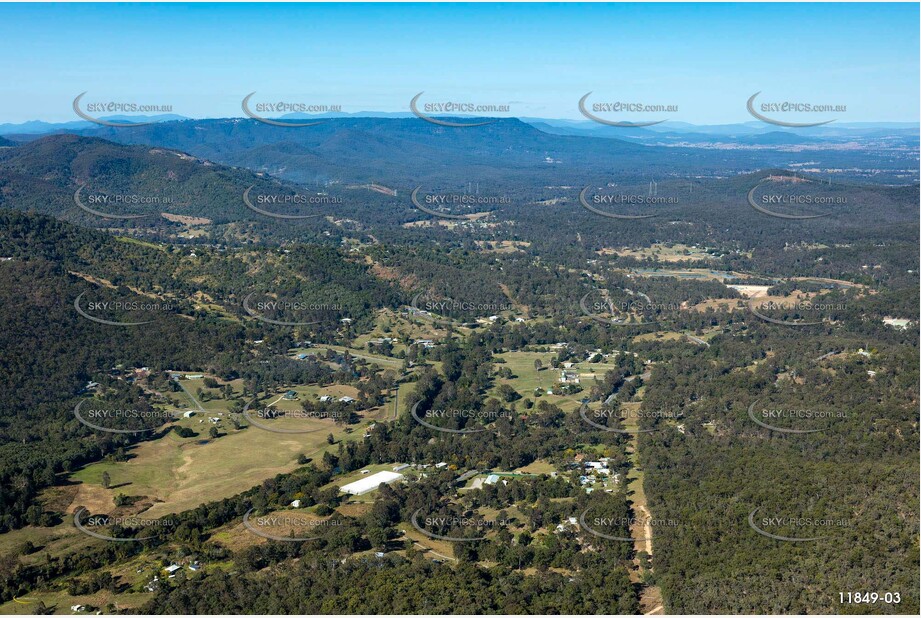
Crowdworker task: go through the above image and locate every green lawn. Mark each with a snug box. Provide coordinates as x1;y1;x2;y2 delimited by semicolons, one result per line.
488;350;625;413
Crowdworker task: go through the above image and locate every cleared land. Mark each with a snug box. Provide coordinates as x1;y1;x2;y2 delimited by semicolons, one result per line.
68;413;361;518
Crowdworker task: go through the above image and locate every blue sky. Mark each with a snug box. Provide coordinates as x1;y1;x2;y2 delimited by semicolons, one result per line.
0;2;917;123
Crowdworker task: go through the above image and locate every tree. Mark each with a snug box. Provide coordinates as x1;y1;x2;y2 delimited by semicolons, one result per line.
101;471;111;489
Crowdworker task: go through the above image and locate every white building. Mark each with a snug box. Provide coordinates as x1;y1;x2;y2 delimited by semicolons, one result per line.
340;471;404;495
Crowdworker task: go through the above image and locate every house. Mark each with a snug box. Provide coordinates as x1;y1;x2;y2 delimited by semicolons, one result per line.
559;370;580;384
867;370;877;377
183;411;196;418
297;353;309;360
413;339;435;348
71;605;86;612
515;317;526;323
340;318;353;324
208;417;220;424
393;463;410;472
484;474;500;485
435;462;448;469
83;381;99;391
290;499;302;508
164;564;182;574
883;317;912;330
283;390;298;400
319;395;333;403
338;396;355;403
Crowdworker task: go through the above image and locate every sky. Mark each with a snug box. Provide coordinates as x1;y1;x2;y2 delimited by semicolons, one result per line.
0;2;918;124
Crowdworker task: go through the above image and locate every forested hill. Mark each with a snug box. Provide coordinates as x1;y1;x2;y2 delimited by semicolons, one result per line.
36;116;912;186
0;209;399;531
0;134;330;229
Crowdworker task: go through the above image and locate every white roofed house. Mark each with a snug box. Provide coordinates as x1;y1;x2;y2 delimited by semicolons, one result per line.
559;370;580;384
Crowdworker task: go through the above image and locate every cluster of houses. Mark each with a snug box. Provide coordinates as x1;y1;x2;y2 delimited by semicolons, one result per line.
82;366;157;393
143;561;202;592
573;456;620;493
555;516;579;533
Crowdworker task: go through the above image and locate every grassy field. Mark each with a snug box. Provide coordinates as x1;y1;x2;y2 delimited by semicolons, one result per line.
69;412;359;518
488;350;626;413
349;309;451;354
633;331;685;343
0;589;153;615
514;459;556;474
598;243;717;263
